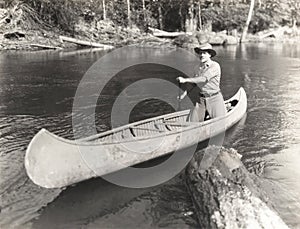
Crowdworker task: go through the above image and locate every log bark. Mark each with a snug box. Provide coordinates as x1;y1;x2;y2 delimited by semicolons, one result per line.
185;147;290;229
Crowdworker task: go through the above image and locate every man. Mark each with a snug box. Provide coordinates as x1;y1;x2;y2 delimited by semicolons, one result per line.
177;43;226;122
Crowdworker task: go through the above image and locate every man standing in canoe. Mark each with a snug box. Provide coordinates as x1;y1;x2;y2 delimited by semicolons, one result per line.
177;43;226;122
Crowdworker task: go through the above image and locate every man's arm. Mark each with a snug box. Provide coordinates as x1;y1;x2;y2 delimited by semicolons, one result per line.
177;75;207;84
177;62;220;84
183;75;206;84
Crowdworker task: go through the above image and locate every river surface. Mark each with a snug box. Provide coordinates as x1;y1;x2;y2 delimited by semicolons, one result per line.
0;43;299;228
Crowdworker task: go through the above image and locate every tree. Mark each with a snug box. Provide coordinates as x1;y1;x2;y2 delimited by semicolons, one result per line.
185;0;197;32
197;0;202;30
288;0;300;27
158;1;163;29
142;0;146;23
102;0;106;20
240;0;255;42
126;0;131;26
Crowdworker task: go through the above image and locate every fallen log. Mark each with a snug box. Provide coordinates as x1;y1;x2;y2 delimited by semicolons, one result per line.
258;26;289;39
59;35;114;49
58;48;104;58
148;27;192;38
30;43;62;50
185;147;290;229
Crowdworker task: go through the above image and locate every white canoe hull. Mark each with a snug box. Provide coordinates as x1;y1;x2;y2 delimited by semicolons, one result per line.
25;88;247;188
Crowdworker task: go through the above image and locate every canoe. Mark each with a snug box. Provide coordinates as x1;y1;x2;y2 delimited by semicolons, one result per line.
25;87;247;188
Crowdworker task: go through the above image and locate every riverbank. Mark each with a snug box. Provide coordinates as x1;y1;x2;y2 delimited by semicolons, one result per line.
0;18;175;51
1;4;299;52
1;1;300;52
0;3;174;51
2;25;300;52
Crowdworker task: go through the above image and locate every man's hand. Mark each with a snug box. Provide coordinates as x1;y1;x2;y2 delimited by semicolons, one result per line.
176;76;187;84
177;90;187;100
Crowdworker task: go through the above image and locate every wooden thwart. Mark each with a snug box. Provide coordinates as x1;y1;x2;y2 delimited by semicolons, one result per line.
158;120;194;127
130;126;165;132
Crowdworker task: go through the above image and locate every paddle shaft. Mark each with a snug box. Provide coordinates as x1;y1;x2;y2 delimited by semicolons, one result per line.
177;81;181;111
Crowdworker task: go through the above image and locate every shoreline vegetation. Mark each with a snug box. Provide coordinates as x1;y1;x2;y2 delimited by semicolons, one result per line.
0;0;300;51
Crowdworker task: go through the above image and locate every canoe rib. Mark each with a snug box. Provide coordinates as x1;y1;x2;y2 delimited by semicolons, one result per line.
25;87;247;188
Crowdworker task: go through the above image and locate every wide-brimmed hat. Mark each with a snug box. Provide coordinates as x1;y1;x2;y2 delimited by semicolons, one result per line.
194;43;216;57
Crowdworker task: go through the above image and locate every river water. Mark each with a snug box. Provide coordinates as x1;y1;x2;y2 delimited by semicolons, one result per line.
0;43;299;228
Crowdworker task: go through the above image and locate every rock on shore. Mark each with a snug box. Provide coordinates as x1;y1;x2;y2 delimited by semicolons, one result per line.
185;147;290;229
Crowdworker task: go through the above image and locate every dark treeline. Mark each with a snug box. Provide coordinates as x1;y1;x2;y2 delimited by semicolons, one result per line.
4;0;300;34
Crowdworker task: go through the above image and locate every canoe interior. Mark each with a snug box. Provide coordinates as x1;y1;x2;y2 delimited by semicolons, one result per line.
82;97;239;144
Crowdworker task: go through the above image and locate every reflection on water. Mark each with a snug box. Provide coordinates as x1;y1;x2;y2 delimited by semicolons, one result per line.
30;175;198;229
217;43;300;228
0;115;65;228
85;178;198;228
0;43;300;228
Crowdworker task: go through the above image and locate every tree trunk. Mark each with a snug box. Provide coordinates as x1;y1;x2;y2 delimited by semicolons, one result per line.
158;3;163;30
186;0;197;32
142;0;146;21
293;20;297;28
240;0;255;43
197;0;202;30
186;0;193;32
142;0;148;31
102;0;106;20
179;4;185;31
126;0;131;27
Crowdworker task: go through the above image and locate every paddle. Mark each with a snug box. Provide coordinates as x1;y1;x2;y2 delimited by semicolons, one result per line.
177;81;181;111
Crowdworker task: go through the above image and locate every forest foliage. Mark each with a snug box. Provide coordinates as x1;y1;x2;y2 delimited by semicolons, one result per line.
3;0;300;34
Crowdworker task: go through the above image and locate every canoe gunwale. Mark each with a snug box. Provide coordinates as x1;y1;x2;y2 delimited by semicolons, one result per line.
37;88;246;146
